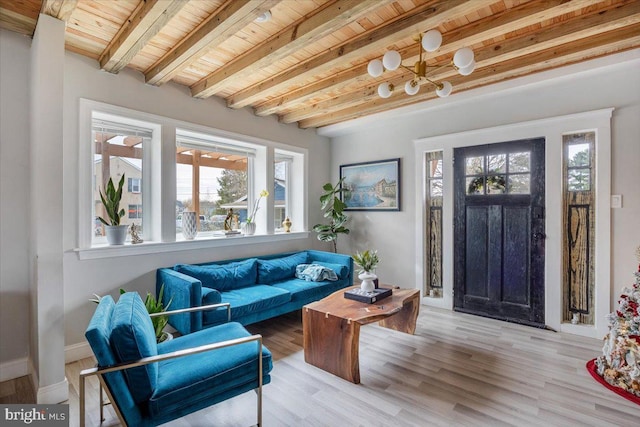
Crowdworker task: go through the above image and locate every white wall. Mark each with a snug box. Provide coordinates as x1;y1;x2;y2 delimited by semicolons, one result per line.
330;52;640;321
0;29;31;379
61;49;332;348
0;23;332;379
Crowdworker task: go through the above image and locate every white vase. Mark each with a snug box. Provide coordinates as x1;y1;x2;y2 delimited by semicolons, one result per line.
105;225;129;245
182;211;197;240
359;272;377;293
243;221;256;235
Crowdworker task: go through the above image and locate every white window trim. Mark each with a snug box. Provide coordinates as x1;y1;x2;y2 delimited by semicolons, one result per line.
413;108;613;339
78;99;308;254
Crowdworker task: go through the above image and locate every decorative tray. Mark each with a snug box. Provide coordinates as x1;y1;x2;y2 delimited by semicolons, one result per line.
344;287;392;304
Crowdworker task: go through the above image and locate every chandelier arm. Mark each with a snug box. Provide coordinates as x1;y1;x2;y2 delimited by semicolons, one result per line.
398;64;414;74
422;76;443;90
424;63;451;77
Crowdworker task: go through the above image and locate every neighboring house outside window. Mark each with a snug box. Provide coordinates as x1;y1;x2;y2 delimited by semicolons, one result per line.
128;177;141;193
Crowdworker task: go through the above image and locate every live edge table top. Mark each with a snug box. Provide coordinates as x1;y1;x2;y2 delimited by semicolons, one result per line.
302;286;420;384
304;286;420;326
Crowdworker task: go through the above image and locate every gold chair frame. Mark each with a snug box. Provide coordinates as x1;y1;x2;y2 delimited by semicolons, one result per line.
80;303;264;427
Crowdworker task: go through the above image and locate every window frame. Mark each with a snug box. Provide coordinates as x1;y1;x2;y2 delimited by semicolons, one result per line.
78;99;308;257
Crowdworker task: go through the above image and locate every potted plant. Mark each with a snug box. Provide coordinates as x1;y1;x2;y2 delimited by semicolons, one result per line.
90;284;173;343
352;249;379;292
242;189;269;235
98;174;128;245
313;178;350;253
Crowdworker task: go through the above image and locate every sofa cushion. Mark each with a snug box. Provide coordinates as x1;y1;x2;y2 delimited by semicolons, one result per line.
110;292;158;404
175;258;258;291
271;278;335;302
150;322;272;418
204;285;291;325
202;287;222;305
257;252;308;283
311;261;349;280
295;264;339;282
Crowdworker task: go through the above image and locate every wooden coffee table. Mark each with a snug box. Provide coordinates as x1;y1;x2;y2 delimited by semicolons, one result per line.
302;285;420;384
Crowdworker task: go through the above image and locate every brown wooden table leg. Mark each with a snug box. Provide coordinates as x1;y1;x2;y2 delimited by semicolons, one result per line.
378;291;420;335
303;307;361;384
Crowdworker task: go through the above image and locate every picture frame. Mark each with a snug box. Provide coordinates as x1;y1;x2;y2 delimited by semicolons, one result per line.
340;158;401;211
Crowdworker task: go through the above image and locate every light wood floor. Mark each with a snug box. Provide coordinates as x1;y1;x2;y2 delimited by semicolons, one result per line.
4;306;640;426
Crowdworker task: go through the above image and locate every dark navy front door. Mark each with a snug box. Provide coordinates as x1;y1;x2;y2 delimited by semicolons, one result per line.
453;138;545;326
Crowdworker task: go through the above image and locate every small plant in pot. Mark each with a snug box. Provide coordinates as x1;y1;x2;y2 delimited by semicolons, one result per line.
98;174;128;245
352;249;379;293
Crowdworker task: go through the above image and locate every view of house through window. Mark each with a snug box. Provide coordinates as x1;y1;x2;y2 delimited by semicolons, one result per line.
92;118;151;245
176;132;251;239
274;153;290;231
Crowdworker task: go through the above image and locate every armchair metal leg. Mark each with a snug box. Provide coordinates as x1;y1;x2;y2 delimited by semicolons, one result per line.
257;337;263;427
80;374;86;427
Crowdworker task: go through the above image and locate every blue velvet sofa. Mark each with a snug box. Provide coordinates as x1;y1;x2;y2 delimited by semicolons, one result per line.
82;292;272;426
157;250;353;335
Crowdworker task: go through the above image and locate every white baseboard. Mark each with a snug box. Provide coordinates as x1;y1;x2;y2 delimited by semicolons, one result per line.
65;341;93;363
36;377;69;404
0;357;29;382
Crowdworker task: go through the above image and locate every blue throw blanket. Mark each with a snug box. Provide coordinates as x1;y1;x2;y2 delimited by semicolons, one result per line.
295;264;338;282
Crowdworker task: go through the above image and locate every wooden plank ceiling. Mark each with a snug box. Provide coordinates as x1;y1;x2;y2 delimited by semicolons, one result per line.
2;0;639;129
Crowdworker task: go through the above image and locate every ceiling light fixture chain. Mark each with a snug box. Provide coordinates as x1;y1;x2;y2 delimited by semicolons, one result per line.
367;29;475;99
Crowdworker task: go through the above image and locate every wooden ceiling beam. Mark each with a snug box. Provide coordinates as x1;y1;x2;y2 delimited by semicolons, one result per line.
0;6;37;35
257;0;606;118
299;24;640;128
223;0;492;108
41;0;77;23
190;0;391;99
145;0;281;86
99;0;187;73
282;1;640;124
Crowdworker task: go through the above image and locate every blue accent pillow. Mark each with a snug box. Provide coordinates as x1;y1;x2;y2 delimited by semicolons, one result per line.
258;252;308;283
311;261;348;280
175;259;258;291
110;292;158;404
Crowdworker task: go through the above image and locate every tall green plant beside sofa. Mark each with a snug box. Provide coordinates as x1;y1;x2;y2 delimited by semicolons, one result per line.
157;250;353;335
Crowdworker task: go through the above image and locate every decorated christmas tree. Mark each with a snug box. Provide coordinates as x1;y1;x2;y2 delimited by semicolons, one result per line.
594;246;640;398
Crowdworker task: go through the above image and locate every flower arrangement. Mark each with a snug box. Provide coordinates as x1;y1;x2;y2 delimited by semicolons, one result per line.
352;249;379;274
246;189;269;223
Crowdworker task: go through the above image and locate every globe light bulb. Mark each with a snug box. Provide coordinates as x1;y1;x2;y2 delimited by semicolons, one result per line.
367;59;383;77
377;82;393;98
404;80;419;96
458;60;476;76
435;81;452;98
421;29;442;52
453;47;474;69
382;50;402;71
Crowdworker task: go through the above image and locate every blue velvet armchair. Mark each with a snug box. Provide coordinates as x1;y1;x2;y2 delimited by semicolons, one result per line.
81;292;272;427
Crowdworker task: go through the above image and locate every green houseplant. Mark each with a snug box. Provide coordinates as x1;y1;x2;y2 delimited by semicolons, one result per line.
313;178;350;253
98;174;128;245
352;249;379;292
90;284;173;343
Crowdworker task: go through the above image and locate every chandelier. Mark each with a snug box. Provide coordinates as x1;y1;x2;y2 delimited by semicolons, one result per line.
367;29;475;99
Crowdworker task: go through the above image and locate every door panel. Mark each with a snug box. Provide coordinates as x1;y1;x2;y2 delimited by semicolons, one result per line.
454;138;545;327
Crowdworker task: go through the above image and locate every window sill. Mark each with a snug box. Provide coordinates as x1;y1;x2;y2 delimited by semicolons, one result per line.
75;231;310;260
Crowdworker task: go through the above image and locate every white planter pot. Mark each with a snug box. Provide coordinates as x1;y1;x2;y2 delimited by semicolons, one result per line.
242;222;256;235
105;225;129;245
359;272;377;293
182;211;197;240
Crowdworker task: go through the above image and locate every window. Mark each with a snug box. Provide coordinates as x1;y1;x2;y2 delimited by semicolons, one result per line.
91;115;151;246
465;152;530;195
80;99;307;252
425;151;443;298
128;204;142;219
128;178;141;193
562;132;596;325
176;130;254;238
274;152;292;231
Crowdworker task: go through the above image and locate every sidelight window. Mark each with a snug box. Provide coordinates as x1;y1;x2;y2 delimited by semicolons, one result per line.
425;151;443;298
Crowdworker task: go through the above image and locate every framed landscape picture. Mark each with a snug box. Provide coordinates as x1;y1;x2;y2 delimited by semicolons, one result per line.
340;158;401;211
